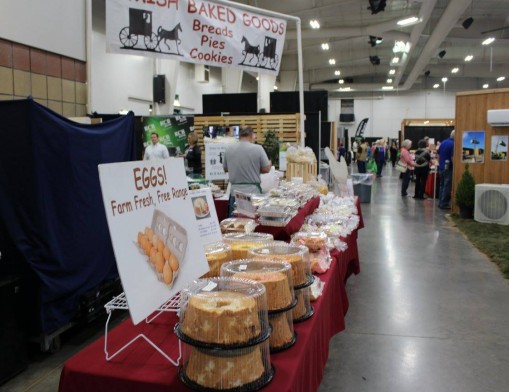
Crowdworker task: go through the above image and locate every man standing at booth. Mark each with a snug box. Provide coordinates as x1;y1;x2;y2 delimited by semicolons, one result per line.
437;130;455;209
223;127;272;216
144;132;169;160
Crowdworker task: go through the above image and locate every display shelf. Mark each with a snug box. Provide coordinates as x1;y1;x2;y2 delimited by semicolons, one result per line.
103;292;182;366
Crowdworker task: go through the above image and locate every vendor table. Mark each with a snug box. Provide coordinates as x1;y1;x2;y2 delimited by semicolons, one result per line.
58;234;360;392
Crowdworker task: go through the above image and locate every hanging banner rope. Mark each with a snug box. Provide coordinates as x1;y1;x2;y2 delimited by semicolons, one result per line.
106;0;287;75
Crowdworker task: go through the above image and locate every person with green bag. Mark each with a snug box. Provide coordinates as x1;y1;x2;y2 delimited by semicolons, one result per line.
367;158;377;173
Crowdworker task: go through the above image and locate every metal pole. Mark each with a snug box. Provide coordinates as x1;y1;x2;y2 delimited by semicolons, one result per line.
296;19;305;147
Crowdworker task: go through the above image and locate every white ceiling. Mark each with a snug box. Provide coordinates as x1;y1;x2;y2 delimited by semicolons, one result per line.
234;0;509;96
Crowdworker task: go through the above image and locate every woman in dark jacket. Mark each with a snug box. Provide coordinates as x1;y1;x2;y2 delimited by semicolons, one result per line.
184;132;202;176
390;141;398;167
413;139;431;199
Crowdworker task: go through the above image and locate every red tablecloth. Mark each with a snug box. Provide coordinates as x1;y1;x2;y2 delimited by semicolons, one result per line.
59;234;360;392
425;171;439;198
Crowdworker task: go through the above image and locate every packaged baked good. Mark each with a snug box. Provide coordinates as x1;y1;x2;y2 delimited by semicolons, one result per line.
291;231;328;252
268;309;296;352
203;242;232;278
293;286;314;322
223;232;274;260
220;218;258;234
221;259;295;312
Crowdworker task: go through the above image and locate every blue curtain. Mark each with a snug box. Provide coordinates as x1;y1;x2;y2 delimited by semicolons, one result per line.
0;98;136;333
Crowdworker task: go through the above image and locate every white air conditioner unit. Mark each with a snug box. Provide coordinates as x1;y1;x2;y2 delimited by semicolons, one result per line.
487;109;509;127
474;184;509;225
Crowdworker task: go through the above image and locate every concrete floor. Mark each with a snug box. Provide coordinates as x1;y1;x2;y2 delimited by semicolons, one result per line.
2;166;509;392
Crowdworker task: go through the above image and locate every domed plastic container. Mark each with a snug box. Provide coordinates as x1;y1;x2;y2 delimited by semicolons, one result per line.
268;309;296;352
291;231;328;253
203;242;232;278
180;340;274;392
176;277;269;348
220;217;258;234
293;286;314;322
221;259;296;312
248;244;312;288
223;232;274;260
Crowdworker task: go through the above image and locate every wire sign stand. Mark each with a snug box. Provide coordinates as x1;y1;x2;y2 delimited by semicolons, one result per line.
103;291;182;366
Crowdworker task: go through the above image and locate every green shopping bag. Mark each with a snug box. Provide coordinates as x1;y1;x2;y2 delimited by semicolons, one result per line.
367;159;378;173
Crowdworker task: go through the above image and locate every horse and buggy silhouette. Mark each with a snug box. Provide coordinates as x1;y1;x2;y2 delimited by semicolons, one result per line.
240;36;279;69
118;8;182;54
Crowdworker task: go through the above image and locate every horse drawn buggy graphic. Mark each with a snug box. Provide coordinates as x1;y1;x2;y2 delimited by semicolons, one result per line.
239;35;279;70
119;8;183;54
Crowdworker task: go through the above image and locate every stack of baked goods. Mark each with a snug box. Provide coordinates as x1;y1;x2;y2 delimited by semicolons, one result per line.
223;232;274;260
248;244;315;323
176;277;274;391
221;259;297;352
291;231;331;274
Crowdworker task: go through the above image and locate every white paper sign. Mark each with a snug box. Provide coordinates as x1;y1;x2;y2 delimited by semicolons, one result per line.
106;0;287;75
189;187;222;245
98;158;209;324
234;190;256;218
205;143;229;180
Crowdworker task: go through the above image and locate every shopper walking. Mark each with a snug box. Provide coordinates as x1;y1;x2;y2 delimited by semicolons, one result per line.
437;130;455;209
413;139;431;199
223;127;272;216
400;139;415;197
144;132;170;160
390;141;398;167
356;139;368;173
373;140;386;178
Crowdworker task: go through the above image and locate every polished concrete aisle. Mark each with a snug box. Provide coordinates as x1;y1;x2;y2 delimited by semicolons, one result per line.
319;167;509;392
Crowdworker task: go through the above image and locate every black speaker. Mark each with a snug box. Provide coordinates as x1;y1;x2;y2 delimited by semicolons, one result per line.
153;75;165;104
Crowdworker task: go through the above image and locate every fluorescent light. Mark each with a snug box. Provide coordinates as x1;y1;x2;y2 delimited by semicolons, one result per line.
338;79;344;84
321;43;329;50
329;58;336;65
387;78;393;83
464;55;473;62
482;37;495;45
310;20;320;29
424;121;430;124
393;41;410;53
391;57;400;64
483;84;489;88
334;70;341;76
382;86;394;90
389;69;396;75
256;76;259;81
497;76;506;82
451;67;459;73
339;87;351;91
273;85;278;90
433;84;440;88
442;77;448;82
397;16;419;26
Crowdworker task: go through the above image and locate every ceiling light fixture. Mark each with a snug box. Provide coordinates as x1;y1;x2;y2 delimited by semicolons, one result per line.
387;78;393;83
391;56;400;64
483;84;489;89
367;0;386;15
338;79;344;84
451;67;459;73
438;50;446;58
334;70;341;76
273;85;278;90
464;55;473;62
442;77;448;83
329;58;336;65
389;69;396;75
339;87;351;91
433;84;440;88
393;41;410;53
369;55;380;65
462;17;474;30
382;86;394;90
424;70;431;77
321;43;329;50
482;37;495;45
368;35;383;47
310;20;320;29
497;76;506;82
397;16;419;26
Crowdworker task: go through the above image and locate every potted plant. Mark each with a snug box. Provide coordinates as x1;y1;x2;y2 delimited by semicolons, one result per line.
455;163;476;218
262;129;280;169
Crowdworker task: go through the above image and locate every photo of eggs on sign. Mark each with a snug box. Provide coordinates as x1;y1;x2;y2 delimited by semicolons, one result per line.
192;196;210;220
135;209;187;288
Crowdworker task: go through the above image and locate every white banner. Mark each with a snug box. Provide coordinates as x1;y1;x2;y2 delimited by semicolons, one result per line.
98;158;209;324
205;143;229;180
106;0;287;75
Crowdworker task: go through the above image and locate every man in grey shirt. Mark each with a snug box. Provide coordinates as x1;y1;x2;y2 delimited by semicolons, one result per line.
223;127;271;214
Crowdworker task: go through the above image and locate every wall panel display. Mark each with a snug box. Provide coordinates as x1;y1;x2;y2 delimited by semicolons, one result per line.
106;0;287;74
462;130;485;164
143;116;194;155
